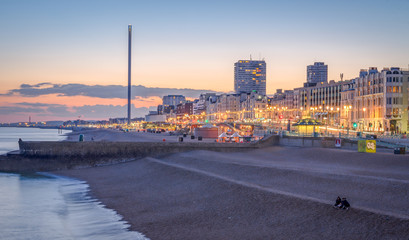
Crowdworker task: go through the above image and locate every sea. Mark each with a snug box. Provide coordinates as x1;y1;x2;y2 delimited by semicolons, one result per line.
0;127;147;240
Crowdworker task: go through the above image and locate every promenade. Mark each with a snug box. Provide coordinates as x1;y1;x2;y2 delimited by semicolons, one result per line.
65;128;216;143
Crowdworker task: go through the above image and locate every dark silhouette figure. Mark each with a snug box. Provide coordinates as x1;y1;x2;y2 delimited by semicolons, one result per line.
339;197;350;210
333;196;341;208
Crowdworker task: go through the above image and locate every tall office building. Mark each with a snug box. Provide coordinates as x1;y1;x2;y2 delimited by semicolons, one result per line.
234;60;266;95
162;95;186;107
306;62;328;87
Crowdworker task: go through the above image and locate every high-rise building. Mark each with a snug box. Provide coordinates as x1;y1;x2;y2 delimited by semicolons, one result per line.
162;95;186;107
306;62;328;87
234;60;266;95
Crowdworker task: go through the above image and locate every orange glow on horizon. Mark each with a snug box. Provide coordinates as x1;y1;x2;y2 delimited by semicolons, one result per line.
0;94;162;108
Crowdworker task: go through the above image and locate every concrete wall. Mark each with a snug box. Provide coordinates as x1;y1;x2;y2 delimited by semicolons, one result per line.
18;135;278;158
279;136;357;149
1;135;367;172
0;135;279;172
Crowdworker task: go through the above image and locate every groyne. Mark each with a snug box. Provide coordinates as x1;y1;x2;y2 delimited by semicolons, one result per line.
0;135;362;172
0;135;279;172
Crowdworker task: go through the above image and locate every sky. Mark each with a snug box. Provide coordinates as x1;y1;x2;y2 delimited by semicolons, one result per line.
1;0;409;122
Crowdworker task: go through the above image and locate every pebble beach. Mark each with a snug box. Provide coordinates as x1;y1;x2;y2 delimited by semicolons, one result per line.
56;129;409;239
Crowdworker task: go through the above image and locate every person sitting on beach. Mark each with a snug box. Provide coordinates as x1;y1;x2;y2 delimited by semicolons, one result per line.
339;197;350;210
333;196;341;208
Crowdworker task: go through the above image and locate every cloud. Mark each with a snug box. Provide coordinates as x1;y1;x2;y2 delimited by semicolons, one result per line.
20;82;53;89
73;104;155;119
45;105;72;116
0;83;221;122
4;102;155;119
0;106;45;114
3;83;220;99
15;102;65;107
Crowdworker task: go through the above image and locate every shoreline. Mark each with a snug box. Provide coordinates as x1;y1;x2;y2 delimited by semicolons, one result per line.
55;146;409;240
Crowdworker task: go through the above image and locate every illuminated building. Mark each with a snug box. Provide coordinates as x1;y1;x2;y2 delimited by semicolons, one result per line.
340;79;355;129
162;95;186;107
157;105;175;114
234;60;266;95
176;101;194;116
240;92;268;120
193;93;216;115
305;62;328;87
352;67;409;133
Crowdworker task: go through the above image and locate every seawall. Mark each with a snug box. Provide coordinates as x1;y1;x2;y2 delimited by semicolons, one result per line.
0;135;363;172
0;135;279;172
279;136;358;149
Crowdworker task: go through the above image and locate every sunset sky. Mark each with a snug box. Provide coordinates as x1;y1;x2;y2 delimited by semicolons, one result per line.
1;0;409;122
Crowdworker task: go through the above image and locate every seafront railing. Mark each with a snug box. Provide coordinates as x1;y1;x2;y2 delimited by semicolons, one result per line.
281;131;409;151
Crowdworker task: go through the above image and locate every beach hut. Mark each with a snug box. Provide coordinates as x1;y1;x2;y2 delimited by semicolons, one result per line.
193;124;219;138
292;118;323;136
231;132;242;142
252;133;265;141
218;132;230;142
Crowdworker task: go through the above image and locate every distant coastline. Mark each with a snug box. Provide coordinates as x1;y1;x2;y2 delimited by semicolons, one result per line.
0;125;71;130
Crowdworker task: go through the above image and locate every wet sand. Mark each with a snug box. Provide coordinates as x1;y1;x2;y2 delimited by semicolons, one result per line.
56;146;409;240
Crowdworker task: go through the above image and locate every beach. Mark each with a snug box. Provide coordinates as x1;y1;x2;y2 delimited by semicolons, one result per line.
56;142;409;239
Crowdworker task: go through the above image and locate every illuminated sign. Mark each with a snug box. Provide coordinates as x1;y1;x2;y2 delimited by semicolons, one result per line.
358;140;376;153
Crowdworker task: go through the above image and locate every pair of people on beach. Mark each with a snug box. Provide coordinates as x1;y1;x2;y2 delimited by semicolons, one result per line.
334;196;350;210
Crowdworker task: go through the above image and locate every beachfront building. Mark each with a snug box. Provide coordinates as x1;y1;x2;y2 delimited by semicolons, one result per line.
340;78;356;129
268;79;347;127
267;65;409;134
268;89;301;122
297;80;346;127
352;67;409;133
218;94;242;121
205;93;242;122
193;93;216;115
234;60;267;95
157;104;175;115
203;91;267;122
240;92;268;120
176;101;194;117
205;95;219;121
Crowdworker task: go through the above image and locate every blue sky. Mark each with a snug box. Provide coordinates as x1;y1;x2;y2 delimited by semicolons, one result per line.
0;0;408;121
